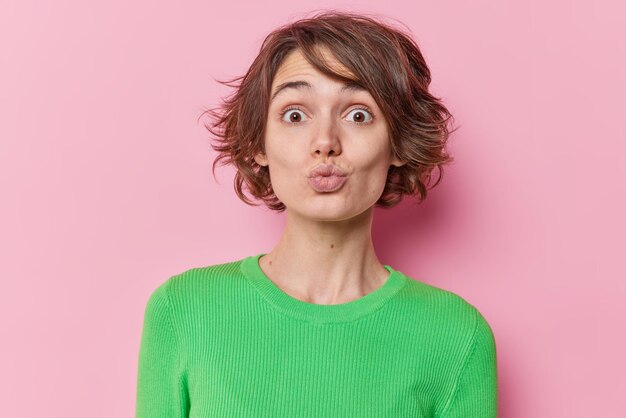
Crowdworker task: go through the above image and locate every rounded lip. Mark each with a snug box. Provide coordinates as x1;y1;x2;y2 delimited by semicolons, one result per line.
307;163;347;178
308;175;348;192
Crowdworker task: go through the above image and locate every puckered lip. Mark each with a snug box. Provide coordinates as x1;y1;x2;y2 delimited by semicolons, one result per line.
308;163;347;178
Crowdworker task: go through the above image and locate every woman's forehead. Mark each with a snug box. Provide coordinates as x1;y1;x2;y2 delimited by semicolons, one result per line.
272;48;355;87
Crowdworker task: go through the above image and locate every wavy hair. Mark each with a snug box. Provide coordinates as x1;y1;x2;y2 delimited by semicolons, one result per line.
199;10;457;212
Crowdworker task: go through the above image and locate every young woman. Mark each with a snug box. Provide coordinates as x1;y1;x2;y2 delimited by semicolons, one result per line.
136;10;497;418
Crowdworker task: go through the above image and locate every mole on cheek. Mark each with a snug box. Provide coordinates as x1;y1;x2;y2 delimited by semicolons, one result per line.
330;244;334;248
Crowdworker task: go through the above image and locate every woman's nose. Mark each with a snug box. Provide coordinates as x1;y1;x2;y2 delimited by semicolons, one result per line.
311;112;342;156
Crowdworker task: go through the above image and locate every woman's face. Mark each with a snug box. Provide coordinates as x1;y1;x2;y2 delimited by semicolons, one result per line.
255;47;404;221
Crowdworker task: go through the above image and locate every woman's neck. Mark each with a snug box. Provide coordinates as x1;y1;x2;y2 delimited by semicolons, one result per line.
258;208;390;305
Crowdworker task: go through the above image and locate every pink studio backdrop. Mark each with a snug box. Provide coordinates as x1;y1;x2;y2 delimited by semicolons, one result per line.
1;1;624;417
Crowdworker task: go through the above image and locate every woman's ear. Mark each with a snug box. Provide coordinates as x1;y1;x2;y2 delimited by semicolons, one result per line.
390;156;406;168
254;152;268;167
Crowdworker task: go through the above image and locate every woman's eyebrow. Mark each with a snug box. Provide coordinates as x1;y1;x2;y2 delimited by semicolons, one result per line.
270;80;366;103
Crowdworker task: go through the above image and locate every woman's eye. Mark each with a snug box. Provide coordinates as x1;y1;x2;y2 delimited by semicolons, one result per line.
280;106;374;124
346;108;373;124
282;108;308;123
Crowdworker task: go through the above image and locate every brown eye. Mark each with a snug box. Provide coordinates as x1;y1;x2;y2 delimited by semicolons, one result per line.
282;108;307;124
346;108;373;124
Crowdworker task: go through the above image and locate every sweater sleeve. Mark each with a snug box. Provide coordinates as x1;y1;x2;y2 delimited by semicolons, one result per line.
438;310;498;418
136;279;190;417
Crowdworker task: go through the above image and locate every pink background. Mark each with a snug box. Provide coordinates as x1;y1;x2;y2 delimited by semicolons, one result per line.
1;1;624;416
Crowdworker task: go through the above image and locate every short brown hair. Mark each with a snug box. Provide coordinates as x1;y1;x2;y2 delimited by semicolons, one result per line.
200;10;457;212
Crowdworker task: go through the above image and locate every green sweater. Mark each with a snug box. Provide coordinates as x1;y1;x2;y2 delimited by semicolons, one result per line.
136;253;497;417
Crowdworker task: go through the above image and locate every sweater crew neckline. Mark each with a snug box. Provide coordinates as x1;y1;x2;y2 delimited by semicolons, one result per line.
240;253;407;323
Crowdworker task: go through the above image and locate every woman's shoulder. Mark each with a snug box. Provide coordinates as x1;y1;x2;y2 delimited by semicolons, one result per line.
145;256;249;307
393;269;495;337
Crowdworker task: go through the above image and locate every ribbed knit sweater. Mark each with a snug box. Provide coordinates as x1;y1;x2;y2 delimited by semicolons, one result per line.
135;253;498;417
